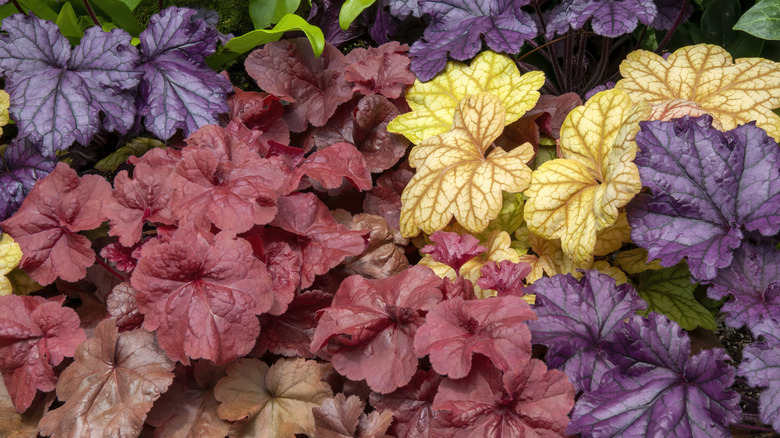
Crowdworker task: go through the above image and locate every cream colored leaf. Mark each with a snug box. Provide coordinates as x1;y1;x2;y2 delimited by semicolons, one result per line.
400;93;533;237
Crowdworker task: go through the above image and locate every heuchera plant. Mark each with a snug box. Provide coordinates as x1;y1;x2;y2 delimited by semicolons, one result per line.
1;0;780;436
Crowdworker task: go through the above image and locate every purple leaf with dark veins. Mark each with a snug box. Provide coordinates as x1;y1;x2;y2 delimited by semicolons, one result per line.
0;15;140;154
738;319;780;433
707;241;780;334
569;313;741;436
567;0;657;37
137;7;232;139
627;116;780;281
0;138;56;221
408;0;537;81
526;270;646;393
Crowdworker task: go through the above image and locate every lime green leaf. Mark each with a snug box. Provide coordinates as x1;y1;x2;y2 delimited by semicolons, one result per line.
734;0;780;40
111;0;141;11
339;0;376;30
400;93;533;236
94;137;165;173
0;90;9;136
249;0;301;29
90;0;143;36
636;264;717;331
17;0;58;21
388;51;544;144
207;14;324;69
613;248;663;274
56;2;83;44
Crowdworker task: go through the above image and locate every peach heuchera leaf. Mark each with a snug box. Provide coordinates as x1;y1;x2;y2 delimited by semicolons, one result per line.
524;89;648;264
214;357;332;438
616;44;780;141
388;51;545;144
38;319;175;438
400;93;534;237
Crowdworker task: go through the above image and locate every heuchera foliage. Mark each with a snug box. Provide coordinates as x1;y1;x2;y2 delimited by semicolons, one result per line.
627;116;780;281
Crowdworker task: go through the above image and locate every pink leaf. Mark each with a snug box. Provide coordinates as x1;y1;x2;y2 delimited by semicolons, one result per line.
420;231;487;274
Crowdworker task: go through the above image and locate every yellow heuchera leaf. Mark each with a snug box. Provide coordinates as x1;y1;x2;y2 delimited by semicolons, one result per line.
593;212;631;256
0;233;22;295
524;89;648;264
0;90;9;136
400;93;534;237
616;44;780;141
524;233;588;283
388;51;545;144
591;260;628;285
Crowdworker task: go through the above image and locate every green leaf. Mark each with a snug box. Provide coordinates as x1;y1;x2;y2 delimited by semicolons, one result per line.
636;264;717;331
734;0;780;40
206;13;324;69
94;137;166;173
56;1;83;44
248;0;301;29
88;0;142;36
113;0;141;10
339;0;376;30
17;0;58;21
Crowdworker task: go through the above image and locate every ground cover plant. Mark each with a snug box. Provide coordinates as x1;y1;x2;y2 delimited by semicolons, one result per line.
0;0;779;437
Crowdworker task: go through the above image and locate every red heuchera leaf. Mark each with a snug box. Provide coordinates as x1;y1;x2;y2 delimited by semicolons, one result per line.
255;290;333;358
245;38;353;132
270;193;368;289
298;142;373;191
440;276;478;301
146;361;230;438
476;260;532;297
74;291;108;338
314;393;394;438
104;155;177;247
414;296;536;379
364;169;413;230
227;87;285;133
168;146;280;234
0;162;111;285
100;241;142;273
0;295;86;413
130;227;273;364
304;95;410;173
421;231;487;273
311;265;443;393
432;358;575;437
38;319;175;438
106;282;143;331
525;93;582;140
263;241;302;315
184;123;260;164
369;369;446;438
344;41;416;99
340;213;410;279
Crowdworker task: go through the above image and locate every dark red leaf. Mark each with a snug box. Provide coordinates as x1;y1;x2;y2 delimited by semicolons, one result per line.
298;142;373;191
255;289;333;358
1;163;111;284
370;369;446;438
363;169;413;230
245;38;353;132
344;41;415;99
106;282;143;331
311;266;442;393
0;295;86;412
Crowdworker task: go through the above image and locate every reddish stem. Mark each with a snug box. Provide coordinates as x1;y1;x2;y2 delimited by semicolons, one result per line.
655;0;690;54
94;255;128;282
10;0;26;15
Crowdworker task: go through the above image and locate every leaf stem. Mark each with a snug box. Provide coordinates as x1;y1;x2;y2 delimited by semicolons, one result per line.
532;4;566;93
583;36;612;95
10;0;26;15
731;422;774;433
83;0;101;27
94;255;128;282
655;0;689;54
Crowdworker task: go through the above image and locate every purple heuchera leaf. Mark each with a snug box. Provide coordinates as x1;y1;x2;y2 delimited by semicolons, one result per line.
0;15;140;155
137;7;232;139
408;0;537;81
388;0;422;19
569;313;741;436
525;270;646;393
738;319;780;433
0;138;56;221
420;231;486;273
707;241;780;334
627;116;780;281
544;0;657;38
650;0;693;30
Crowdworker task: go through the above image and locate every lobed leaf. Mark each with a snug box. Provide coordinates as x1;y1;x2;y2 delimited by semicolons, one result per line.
738;319;780;432
636;263;717;331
